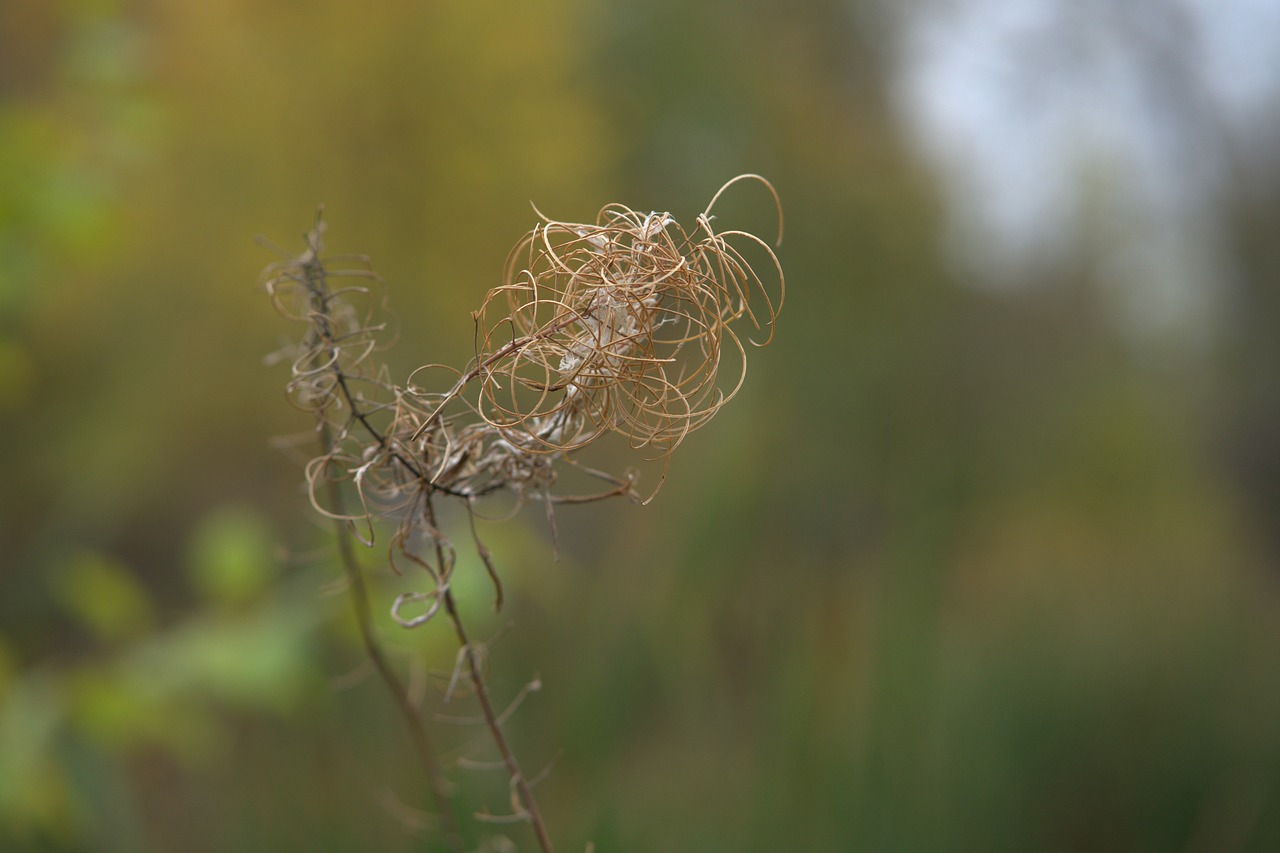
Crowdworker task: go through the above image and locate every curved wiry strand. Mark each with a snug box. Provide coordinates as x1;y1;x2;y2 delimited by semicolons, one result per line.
457;177;782;479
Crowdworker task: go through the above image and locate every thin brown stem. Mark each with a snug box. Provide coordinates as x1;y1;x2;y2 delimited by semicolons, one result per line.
445;589;555;853
320;424;465;853
299;248;466;851
426;496;555;853
296;249;472;499
293;241;544;848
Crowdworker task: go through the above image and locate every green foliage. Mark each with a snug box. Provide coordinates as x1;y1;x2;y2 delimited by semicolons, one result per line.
51;552;154;642
0;670;67;839
186;506;279;606
0;337;35;414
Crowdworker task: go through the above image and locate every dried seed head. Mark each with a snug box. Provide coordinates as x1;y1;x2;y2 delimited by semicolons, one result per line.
267;177;783;529
471;175;784;461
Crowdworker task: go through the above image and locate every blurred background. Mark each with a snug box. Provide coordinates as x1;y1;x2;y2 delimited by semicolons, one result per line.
3;0;1280;850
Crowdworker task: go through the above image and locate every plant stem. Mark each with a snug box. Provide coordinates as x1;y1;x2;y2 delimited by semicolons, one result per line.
322;424;465;853
425;496;555;853
297;230;552;851
443;588;555;853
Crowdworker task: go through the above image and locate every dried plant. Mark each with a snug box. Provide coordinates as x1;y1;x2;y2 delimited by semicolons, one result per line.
263;175;783;851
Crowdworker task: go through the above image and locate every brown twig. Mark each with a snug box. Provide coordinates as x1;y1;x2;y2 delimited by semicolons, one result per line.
425;495;555;853
320;435;465;852
295;243;464;851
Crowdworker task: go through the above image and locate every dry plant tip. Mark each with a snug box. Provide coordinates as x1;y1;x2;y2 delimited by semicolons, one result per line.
264;176;784;853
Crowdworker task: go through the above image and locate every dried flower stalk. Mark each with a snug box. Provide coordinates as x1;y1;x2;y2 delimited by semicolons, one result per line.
263;175;783;851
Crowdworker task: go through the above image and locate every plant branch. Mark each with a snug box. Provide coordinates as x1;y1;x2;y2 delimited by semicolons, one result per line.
321;418;465;853
298;249;466;851
426;496;555;853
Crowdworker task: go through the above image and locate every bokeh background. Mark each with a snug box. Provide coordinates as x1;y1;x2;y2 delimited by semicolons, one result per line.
4;0;1280;850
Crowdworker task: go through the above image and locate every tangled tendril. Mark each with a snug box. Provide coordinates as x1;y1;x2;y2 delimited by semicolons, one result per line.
473;173;784;461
